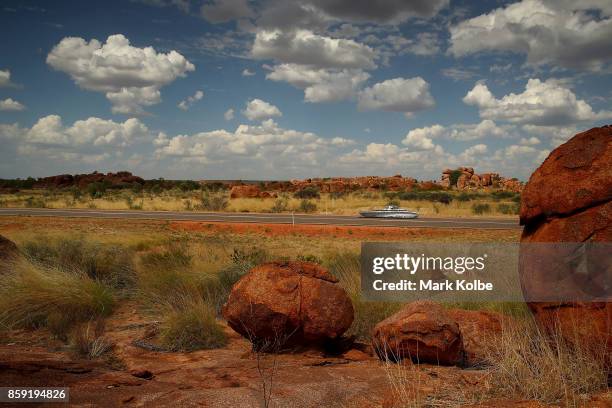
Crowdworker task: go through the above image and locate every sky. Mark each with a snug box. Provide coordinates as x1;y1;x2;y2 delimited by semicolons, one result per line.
0;0;611;181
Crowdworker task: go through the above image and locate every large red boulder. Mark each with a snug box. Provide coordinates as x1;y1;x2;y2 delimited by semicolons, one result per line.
519;125;611;362
229;185;262;199
222;261;354;346
372;301;463;366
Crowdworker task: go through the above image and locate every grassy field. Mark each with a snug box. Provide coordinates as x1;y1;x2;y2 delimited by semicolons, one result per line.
0;188;521;217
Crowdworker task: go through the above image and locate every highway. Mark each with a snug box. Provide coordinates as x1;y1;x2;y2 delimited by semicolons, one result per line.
0;208;521;230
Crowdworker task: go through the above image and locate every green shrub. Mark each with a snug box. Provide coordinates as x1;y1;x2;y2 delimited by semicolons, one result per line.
497;203;520;215
270;197;288;213
490;190;519;201
472;203;491;215
449;170;462;187
139;241;192;270
159;299;227;351
298;199;317;213
456;192;474;202
294;186;320;199
297;254;323;264
197;192;228;211
25;196;46;208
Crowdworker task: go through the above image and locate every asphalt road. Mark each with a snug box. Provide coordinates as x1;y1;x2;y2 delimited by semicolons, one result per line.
0;208;521;230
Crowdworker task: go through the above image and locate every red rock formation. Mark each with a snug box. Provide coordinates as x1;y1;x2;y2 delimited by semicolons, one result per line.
33;171;144;189
438;167;521;191
222;261;354;346
519;125;612;364
448;309;505;367
372;301;464;366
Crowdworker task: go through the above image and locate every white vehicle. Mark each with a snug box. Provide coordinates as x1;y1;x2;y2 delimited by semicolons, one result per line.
359;205;419;219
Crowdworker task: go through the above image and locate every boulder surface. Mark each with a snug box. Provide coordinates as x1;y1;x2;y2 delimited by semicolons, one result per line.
222;261;354;346
372;301;463;366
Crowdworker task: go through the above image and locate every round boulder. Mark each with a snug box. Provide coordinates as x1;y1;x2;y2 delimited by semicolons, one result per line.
372;301;463;366
222;261;354;346
519;125;611;361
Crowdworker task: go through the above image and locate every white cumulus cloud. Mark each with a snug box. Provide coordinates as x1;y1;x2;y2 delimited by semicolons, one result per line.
224;108;235;121
46;34;195;115
449;0;612;71
357;77;435;117
0;98;25;111
242;98;282;121
463;79;612;126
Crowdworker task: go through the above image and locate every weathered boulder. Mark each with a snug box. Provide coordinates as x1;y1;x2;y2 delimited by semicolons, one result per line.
222;261;354;346
372;301;463;366
448;309;505;367
519;125;612;363
0;234;18;261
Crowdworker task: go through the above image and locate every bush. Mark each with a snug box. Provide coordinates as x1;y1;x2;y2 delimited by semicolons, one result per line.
71;319;112;359
490;190;519;201
395;191;453;204
472;203;491;215
298;199;317;213
25;196;46;208
0;260;115;338
293;186;320;199
456;192;474;202
449;170;462;187
159;299;227;351
23;237;136;291
497;203;519;215
197;192;228;211
270;197;288;213
87;182;108;198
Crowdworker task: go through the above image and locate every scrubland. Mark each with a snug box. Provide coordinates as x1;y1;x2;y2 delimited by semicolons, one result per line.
0;218;607;406
0;187;520;217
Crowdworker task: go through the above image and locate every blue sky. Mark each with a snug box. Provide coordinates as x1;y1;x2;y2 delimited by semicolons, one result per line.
0;0;611;181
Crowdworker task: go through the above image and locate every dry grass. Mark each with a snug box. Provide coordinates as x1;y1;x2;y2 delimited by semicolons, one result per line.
485;317;609;405
71;318;113;359
0;259;115;338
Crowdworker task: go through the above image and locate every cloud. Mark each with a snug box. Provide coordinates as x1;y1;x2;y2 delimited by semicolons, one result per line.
242;68;255;76
134;0;190;13
449;0;612;71
252;29;377;70
242;98;282;121
306;0;449;24
178;90;204;110
357;77;435;116
463;79;612;126
441;67;476;81
265;63;369;102
224;108;235;120
201;0;253;23
0;69;15;87
402;125;445;150
0;98;25;111
154;119;354;177
47;34;195;114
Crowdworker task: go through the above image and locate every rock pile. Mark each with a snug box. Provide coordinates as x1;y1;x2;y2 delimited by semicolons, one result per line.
519;125;611;363
222;261;354;346
439;167;523;192
229;185;276;199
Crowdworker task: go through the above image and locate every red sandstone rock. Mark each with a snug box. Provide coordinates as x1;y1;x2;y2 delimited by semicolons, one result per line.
222;261;354;346
229;185;262;199
520;125;612;224
372;301;463;366
448;309;505;367
519;125;612;364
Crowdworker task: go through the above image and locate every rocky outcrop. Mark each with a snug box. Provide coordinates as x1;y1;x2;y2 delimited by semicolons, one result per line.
372;301;464;366
440;167;523;192
222;261;354;346
447;309;505;367
519;125;612;363
0;234;18;262
33;171;144;189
